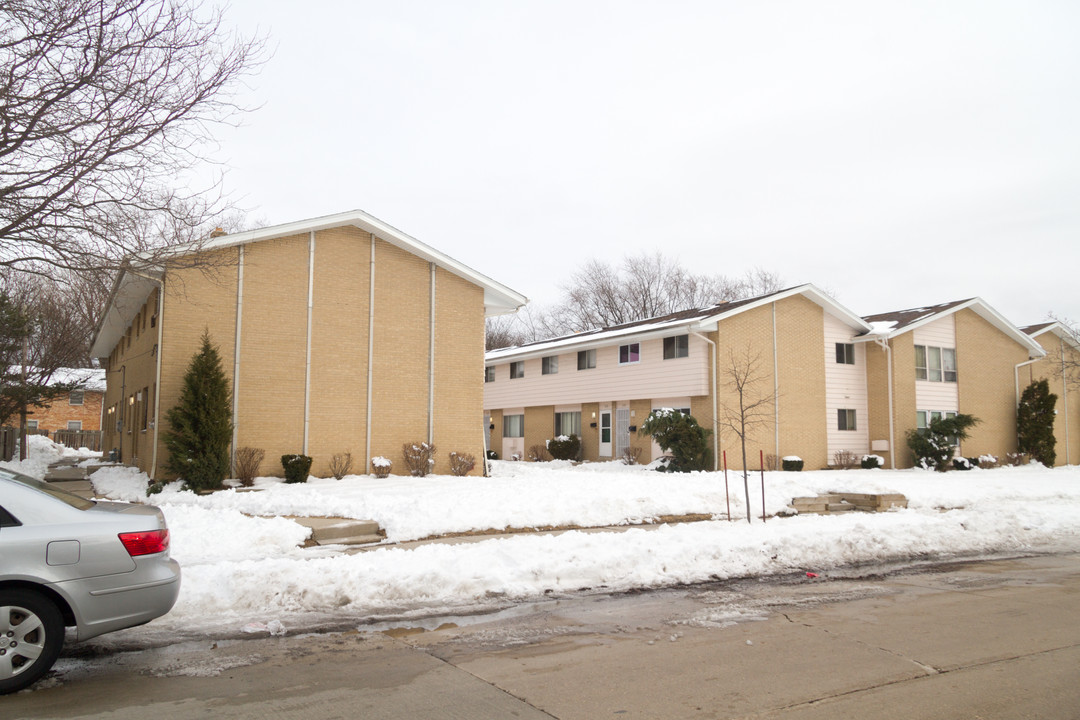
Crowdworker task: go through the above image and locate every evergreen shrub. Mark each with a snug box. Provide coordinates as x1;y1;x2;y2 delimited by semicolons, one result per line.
281;454;312;483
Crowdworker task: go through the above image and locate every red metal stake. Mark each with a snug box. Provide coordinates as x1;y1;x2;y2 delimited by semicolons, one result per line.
723;450;731;522
759;449;766;523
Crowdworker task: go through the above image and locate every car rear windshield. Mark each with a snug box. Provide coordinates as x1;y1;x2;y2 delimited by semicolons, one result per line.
0;469;94;510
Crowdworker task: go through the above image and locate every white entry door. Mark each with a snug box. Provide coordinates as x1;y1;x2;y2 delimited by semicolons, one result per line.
615;407;630;459
599;411;612;457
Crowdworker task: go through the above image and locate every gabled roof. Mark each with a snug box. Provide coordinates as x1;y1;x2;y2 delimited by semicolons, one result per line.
92;209;528;358
860;298;1046;357
486;284;871;363
1022;321;1080;351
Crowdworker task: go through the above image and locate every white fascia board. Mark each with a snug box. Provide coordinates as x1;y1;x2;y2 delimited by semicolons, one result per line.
184;209;527;316
1028;322;1080;351
703;283;873;333
485;319;718;365
89;269;161;359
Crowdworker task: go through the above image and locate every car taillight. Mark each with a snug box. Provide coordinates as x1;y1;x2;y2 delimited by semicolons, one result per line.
118;529;170;556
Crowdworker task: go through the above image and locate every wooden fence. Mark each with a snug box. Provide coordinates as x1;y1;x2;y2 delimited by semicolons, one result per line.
52;429;104;452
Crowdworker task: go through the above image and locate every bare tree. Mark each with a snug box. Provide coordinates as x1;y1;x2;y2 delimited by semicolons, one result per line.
541;252;783;335
0;0;265;276
718;345;777;523
485;304;549;350
1044;313;1080;385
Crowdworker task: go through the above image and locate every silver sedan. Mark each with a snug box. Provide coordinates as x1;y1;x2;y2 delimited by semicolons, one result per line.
0;468;180;693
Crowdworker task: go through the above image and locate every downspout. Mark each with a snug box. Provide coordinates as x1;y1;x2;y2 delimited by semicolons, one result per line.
873;337;896;469
149;280;165;479
1015;357;1040;451
1062;337;1071;465
303;231;315;455
231;246;244;475
772;302;779;459
690;330;719;471
429;263;436;444
365;235;376;470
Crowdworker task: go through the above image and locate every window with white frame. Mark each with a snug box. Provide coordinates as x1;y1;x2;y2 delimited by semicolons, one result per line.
837;408;857;431
577;349;596;370
618;343;640;365
663;335;689;360
554;411;581;437
835;343;855;365
542;356;559;375
69;390;84;405
26;420;38;430
503;414;524;438
67;421;82;431
510;361;524;379
915;345;956;382
485;366;495;383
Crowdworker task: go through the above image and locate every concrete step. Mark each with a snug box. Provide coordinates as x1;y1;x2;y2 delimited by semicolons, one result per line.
45;479;95;499
291;517;383;547
44;466;88;481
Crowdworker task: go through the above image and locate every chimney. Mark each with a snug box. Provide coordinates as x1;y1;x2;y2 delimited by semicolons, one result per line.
209;227;227;238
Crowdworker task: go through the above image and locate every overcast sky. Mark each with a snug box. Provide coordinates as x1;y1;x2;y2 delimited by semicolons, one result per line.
210;1;1080;327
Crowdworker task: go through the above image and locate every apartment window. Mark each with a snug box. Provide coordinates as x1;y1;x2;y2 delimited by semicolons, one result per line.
915;345;955;382
510;361;525;379
837;409;857;431
664;335;689;360
835;343;855;365
577;349;596;370
485;367;495;383
150;313;157;328
542;356;559;375
943;348;957;382
67;421;82;431
619;343;640;365
69;390;84;406
503;414;524;438
554;411;581;437
917;410;959;443
26;420;38;430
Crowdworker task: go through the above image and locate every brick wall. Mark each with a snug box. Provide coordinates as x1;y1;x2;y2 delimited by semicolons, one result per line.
30;389;104;434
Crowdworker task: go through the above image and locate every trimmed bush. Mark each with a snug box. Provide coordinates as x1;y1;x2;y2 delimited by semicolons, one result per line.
952;457;974;471
832;449;858;469
329;452;353;480
403;442;436;476
449;452;476;476
781;456;803;472
486;449;498;460
860;454;883;469
234;446;265;487
547;435;580;461
281;454;312;484
371;456;392;478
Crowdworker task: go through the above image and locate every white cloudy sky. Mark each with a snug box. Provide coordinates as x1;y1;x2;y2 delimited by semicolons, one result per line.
208;1;1080;326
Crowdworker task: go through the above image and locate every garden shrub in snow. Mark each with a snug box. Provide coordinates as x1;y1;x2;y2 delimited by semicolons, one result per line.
781;456;803;472
329;452;353;480
547;434;580;461
621;446;642;465
281;454;312;483
861;454;883;469
638;409;711;472
486;449;498;460
952;457;974;471
164;331;232;491
528;444;550;462
234;446;265;487
371;456;392;478
905;413;979;471
1017;379;1057;467
448;451;476;476
403;442;436;476
832;449;858;469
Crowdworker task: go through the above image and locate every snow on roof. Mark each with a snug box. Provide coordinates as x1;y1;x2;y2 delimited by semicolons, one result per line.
46;368;106;392
487;284;871;362
860;298;1045;356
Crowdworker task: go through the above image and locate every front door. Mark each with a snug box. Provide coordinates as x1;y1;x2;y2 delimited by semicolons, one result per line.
615;407;630;459
599;411;612;457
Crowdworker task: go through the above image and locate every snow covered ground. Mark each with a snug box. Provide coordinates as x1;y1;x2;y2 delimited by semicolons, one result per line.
6;440;1080;643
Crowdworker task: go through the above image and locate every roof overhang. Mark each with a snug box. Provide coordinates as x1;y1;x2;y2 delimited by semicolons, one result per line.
89;267;162;359
1027;322;1080;352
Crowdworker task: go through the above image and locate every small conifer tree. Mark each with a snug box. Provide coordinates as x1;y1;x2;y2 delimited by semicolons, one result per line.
639;409;711;472
1017;379;1057;467
164;331;232;490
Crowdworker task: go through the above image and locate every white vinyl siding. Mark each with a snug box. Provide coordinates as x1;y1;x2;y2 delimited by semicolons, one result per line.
484;336;710;410
824;313;869;458
913;315;958;413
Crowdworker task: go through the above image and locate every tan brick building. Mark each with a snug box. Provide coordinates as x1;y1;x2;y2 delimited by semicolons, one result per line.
484;285;873;471
486;290;1050;471
1019;322;1080;466
90;210;526;480
28;369;106;434
859;299;1046;468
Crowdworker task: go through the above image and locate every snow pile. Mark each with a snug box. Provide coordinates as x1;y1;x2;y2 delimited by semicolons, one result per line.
0;434;99;480
80;459;1080;640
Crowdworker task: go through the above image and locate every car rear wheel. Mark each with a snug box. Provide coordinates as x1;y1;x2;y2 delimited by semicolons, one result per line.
0;589;65;694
